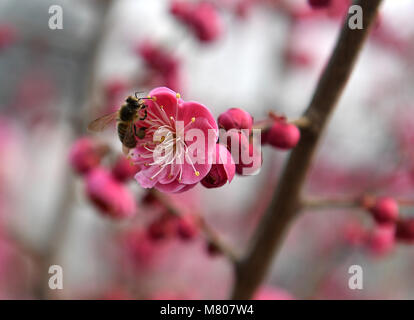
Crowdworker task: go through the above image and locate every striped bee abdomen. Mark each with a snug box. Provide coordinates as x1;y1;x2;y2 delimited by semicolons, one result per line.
117;122;137;148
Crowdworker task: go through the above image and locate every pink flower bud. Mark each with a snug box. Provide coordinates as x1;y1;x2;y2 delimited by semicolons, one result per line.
218;108;253;133
366;224;395;256
148;214;178;241
170;1;223;43
369;197;399;225
267;121;300;150
123;229;157;266
396;218;414;243
137;40;179;74
111;155;140;182
69;137;105;175
235;142;262;175
223;130;261;175
86;167;137;219
308;0;331;8
176;214;199;240
201;144;235;189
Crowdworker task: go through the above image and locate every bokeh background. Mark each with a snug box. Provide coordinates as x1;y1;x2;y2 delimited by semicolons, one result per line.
0;0;414;299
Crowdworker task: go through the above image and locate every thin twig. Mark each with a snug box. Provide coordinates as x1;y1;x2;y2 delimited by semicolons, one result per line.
150;189;240;263
231;0;384;299
36;0;115;299
303;196;414;211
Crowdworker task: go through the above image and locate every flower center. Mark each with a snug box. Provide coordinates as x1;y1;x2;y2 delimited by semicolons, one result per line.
136;95;200;181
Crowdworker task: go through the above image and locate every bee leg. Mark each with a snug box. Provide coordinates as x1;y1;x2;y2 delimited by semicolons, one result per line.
139;109;148;121
133;124;138;137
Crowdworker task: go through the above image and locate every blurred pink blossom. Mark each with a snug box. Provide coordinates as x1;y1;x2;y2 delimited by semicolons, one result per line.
254;286;294;300
86;167;137;218
170;1;223;43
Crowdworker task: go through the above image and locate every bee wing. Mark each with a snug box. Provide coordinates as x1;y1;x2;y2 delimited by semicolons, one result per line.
87;112;118;132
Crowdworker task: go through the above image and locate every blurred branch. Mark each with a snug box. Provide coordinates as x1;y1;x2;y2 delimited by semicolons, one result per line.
231;0;384;299
150;189;240;263
252;115;311;131
303;196;414;211
302;196;361;210
36;0;115;299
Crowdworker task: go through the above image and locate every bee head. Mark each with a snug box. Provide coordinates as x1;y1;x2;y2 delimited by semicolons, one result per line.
126;96;138;104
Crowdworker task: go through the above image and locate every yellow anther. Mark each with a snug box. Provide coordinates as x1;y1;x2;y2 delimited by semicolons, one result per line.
170;116;174;120
191;117;196;123
176;93;181;99
160;105;164;109
147;95;151;99
160;136;165;142
195;171;200;176
152;96;157;101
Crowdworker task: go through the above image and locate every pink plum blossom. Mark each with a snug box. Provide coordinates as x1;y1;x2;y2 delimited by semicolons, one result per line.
131;87;218;193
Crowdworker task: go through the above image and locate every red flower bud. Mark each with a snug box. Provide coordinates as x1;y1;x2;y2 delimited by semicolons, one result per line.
267;121;300;150
396;218;414;243
206;241;220;256
148;214;178;241
201;144;235;188
69;137;106;175
111;155;140;182
218;108;253;133
235;142;262;175
366;224;395;256
308;0;331;8
86;167;137;219
369;197;399;225
176;214;199;240
170;1;223;43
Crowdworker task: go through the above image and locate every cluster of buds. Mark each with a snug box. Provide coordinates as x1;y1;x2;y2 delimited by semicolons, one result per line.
170;1;223;43
69;137;140;218
148;211;199;242
122;192;201;267
356;196;414;254
216;108;262;177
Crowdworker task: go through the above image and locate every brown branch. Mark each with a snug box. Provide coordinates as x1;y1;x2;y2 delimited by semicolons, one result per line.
231;0;384;299
303;196;414;211
252;116;311;131
35;0;115;299
150;189;240;262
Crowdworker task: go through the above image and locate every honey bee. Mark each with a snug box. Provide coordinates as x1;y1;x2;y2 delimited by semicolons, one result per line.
88;93;149;154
